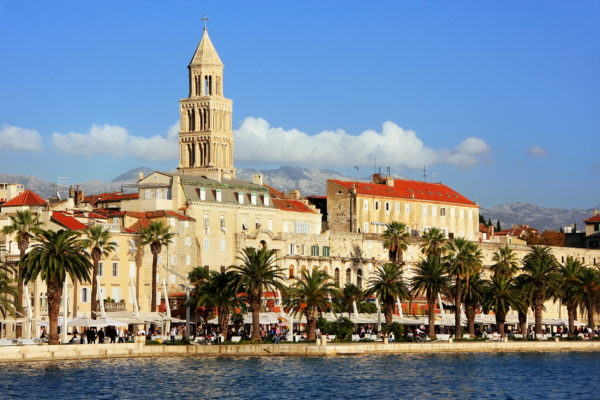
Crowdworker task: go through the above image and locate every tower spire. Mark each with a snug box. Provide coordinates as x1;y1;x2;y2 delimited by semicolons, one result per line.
201;13;209;31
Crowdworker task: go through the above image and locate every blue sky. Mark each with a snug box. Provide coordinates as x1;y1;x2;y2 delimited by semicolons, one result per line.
0;1;598;209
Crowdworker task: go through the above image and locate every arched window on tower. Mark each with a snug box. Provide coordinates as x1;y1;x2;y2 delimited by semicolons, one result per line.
346;268;351;284
289;265;295;280
334;268;340;286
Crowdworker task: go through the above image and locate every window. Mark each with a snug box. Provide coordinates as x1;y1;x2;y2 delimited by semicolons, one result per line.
171;256;177;265
129;262;135;278
186;255;191;265
422;205;428;216
395;202;400;213
255;219;260;229
595;223;599;232
385;202;391;212
440;207;446;216
288;244;296;255
346;268;351;283
220;215;225;229
322;246;330;257
220;239;226;251
251;193;257;205
98;262;103;277
200;188;206;201
186;237;191;247
264;195;270;207
289;265;295;279
356;269;362;288
242;217;248;231
238;192;244;204
431;206;437;217
112;287;122;302
375;201;380;210
144;189;152;199
203;239;209;250
363;200;368;210
80;288;89;303
311;245;320;256
405;204;410;214
203;214;209;227
294;222;310;234
451;208;456;218
215;190;222;202
334;268;340;286
156;189;162;200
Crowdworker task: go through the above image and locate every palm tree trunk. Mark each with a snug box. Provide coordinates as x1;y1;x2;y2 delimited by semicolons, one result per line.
466;303;476;338
385;301;394;325
587;301;595;338
151;253;158;312
47;280;62;345
72;279;78;318
427;293;436;340
497;312;506;339
567;304;576;338
455;275;463;339
534;291;543;335
307;306;318;340
90;259;99;318
518;310;527;335
219;307;229;341
251;297;261;342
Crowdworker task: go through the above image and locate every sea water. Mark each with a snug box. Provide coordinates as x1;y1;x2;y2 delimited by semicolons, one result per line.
0;352;598;399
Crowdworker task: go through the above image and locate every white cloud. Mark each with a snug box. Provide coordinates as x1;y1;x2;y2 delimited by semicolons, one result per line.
234;117;491;170
526;146;547;158
0;124;43;152
52;122;179;161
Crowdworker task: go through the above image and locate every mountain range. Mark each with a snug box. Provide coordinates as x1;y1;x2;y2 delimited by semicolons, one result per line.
1;166;596;232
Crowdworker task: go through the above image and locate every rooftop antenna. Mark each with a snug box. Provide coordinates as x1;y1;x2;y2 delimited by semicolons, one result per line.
57;177;69;200
354;166;359;184
431;172;440;183
422;166;427;182
374;156;377;174
386;166;391;177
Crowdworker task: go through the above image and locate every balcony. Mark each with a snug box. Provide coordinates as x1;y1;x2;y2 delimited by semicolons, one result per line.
96;301;127;312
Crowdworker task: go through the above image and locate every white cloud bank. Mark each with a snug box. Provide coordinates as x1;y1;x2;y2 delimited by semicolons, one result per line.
52;123;179;161
526;146;547;158
0;125;43;152
50;117;491;169
235;117;491;169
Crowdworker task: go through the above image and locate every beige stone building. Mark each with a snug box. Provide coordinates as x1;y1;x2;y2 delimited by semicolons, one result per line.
0;183;24;205
327;173;479;240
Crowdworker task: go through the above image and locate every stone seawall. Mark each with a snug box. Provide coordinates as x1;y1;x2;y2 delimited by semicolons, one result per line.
1;341;600;363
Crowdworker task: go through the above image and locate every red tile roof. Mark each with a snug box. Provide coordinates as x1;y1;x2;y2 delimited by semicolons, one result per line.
125;210;194;221
51;211;87;230
329;179;477;206
584;215;600;223
127;219;151;233
83;192;139;207
272;199;316;214
479;223;490;233
263;184;286;199
91;209;126;218
2;190;47;207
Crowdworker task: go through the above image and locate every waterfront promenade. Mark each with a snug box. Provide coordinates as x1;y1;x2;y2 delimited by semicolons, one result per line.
1;340;600;363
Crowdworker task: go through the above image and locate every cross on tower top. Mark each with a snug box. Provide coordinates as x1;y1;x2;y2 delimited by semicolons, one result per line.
202;13;209;31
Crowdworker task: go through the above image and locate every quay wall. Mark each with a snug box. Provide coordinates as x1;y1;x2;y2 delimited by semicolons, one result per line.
2;341;600;363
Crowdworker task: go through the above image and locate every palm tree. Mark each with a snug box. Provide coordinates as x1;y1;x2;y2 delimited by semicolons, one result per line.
0;263;17;319
81;225;117;318
19;230;92;345
558;257;584;337
337;283;365;318
446;237;483;339
2;210;42;336
186;266;210;331
230;247;285;342
462;270;486;338
516;246;559;335
481;275;522;338
490;245;519;279
367;263;410;325
420;227;447;257
574;267;600;337
382;222;410;265
285;268;335;340
195;270;244;341
139;221;174;312
410;255;451;339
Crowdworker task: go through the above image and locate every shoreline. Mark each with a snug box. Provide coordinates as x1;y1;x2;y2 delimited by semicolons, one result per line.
1;340;600;363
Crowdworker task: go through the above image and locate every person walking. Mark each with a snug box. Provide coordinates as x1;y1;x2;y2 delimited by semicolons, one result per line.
170;327;176;343
97;327;105;344
275;325;281;344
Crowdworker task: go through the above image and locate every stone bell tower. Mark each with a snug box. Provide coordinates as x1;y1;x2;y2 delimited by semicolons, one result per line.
178;21;235;181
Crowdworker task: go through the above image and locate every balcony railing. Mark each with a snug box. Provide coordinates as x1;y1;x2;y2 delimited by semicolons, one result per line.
96;302;127;312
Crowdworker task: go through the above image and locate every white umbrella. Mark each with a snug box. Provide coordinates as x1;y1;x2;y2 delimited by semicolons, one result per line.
96;317;128;327
68;315;107;327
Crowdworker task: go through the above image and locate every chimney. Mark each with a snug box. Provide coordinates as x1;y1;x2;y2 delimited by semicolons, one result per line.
138;172;144;181
372;173;383;184
253;174;263;186
386;167;394;187
68;186;75;198
595;209;598;216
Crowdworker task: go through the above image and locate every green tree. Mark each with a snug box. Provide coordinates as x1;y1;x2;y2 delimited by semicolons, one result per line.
420;227;447;257
410;255;450;339
195;270;244;341
0;262;17;319
496;220;502;231
139;221;174;312
490;245;519;279
186;266;211;329
446;237;483;339
336;283;367;318
558;256;584;337
230;247;285;342
81;225;117;318
285;268;336;340
382;222;410;264
367;263;410;325
481;275;522;338
574;267;600;337
515;246;560;335
2;210;42;336
461;270;486;338
20;230;92;344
